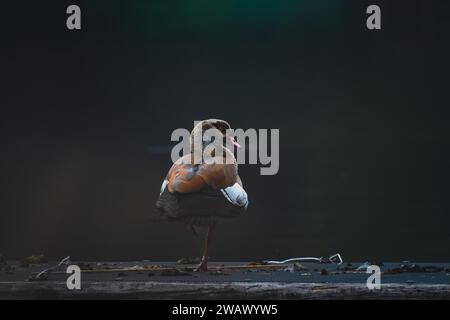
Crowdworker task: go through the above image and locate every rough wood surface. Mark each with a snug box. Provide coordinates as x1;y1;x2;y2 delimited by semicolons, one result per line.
1;281;450;299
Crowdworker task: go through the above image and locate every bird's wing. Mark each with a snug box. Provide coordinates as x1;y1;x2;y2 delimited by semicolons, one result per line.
221;183;249;208
197;161;238;190
162;154;239;194
165;156;206;194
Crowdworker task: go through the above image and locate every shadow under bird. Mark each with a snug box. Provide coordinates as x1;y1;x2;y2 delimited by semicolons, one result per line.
156;119;248;271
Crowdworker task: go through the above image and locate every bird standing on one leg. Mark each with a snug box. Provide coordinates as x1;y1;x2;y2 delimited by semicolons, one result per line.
195;222;215;272
156;119;248;272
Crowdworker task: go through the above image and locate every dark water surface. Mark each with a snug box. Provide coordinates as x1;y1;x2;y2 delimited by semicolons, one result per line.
1;1;449;261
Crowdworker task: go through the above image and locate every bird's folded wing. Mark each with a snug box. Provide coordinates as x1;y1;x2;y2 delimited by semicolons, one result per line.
197;162;238;189
221;183;249;208
163;155;238;193
166;164;206;193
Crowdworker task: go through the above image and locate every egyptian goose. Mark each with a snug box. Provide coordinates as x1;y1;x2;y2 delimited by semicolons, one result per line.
156;119;248;271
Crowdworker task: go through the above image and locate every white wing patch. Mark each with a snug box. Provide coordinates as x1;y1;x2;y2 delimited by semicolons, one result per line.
160;179;169;195
221;183;248;208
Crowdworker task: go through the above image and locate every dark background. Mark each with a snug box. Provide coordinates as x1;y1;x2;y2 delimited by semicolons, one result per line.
1;1;449;262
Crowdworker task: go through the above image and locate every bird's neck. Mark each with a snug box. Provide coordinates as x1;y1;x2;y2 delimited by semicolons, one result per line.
189;142;236;165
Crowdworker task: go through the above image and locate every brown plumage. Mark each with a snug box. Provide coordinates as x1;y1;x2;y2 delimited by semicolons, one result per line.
156;119;248;271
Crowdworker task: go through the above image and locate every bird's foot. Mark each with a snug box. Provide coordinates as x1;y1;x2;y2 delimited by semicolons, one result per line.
194;260;208;272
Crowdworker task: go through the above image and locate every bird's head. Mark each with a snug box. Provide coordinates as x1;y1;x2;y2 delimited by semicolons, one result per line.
190;119;241;155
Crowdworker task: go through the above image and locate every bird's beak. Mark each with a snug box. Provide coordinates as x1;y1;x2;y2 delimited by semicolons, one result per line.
228;136;241;149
